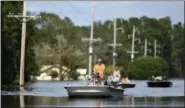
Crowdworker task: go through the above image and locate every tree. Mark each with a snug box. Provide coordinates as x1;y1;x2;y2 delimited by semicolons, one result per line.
1;1;22;84
171;22;185;77
127;56;169;79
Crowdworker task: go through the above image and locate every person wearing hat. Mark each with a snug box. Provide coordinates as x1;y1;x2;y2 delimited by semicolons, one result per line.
93;58;105;82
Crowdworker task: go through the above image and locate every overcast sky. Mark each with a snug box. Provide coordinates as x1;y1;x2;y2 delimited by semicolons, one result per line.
27;1;184;26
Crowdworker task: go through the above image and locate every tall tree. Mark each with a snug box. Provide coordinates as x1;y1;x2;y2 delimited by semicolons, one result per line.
1;1;22;84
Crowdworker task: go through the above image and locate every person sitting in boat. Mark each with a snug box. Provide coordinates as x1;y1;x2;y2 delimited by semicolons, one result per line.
121;76;131;84
93;58;105;82
148;75;155;81
163;76;167;81
151;75;155;80
112;66;121;82
106;75;113;86
154;76;163;81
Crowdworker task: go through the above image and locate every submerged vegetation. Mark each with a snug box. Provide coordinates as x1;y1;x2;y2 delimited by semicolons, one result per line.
2;1;184;84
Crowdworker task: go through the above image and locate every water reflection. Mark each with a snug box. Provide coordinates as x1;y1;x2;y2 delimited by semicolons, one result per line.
144;97;147;107
93;101;104;108
131;97;135;107
1;80;184;107
2;95;184;107
20;87;25;107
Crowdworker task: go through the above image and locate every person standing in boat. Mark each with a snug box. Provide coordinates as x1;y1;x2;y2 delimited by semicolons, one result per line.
93;58;105;85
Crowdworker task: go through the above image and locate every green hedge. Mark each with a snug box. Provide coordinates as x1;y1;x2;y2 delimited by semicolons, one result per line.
126;56;169;79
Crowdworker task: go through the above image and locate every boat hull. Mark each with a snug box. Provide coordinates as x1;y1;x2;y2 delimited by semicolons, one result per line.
64;86;124;97
147;81;172;87
117;83;136;88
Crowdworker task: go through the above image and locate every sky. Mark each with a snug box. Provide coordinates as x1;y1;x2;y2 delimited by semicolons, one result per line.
27;1;184;26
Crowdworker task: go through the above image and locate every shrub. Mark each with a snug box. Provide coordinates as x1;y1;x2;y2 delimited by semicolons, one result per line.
126;56;169;79
69;71;80;80
48;71;58;78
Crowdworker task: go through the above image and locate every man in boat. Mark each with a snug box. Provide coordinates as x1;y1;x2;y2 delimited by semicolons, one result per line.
154;76;163;81
93;58;105;85
110;66;121;87
112;66;121;82
105;67;121;87
121;76;131;84
163;76;167;81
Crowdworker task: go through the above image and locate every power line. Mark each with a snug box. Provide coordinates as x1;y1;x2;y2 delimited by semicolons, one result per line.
65;1;90;21
66;1;85;15
50;1;66;19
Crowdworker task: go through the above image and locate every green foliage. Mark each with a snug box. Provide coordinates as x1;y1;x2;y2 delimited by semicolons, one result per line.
2;1;39;84
104;65;113;77
2;2;184;84
1;1;22;84
48;71;58;78
69;71;80;80
127;56;169;79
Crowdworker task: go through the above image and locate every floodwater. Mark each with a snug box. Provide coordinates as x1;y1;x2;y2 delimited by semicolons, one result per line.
1;79;184;107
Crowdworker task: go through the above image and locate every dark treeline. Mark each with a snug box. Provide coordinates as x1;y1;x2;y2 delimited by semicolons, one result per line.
1;1;184;84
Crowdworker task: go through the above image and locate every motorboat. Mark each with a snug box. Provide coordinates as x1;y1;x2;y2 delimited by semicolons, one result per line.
64;85;124;98
147;76;173;87
147;81;172;87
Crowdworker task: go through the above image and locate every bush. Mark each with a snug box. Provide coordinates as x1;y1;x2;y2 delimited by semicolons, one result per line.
126;56;169;79
48;71;58;78
69;71;80;80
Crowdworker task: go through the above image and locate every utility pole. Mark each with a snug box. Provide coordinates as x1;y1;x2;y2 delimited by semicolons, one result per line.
153;39;161;58
7;1;40;86
154;39;157;58
107;18;123;71
81;3;101;77
144;38;147;56
126;26;140;62
141;38;152;56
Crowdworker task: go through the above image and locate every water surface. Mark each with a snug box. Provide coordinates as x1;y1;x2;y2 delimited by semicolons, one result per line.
1;79;184;107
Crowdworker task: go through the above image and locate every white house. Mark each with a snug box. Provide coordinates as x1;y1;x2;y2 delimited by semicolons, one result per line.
36;65;69;81
36;65;87;81
76;68;87;80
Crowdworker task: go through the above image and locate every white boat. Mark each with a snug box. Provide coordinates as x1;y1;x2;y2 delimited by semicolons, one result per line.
64;85;124;98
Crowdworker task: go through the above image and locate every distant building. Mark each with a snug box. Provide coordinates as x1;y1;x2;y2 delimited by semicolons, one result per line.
36;65;87;81
76;68;87;80
36;65;69;81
